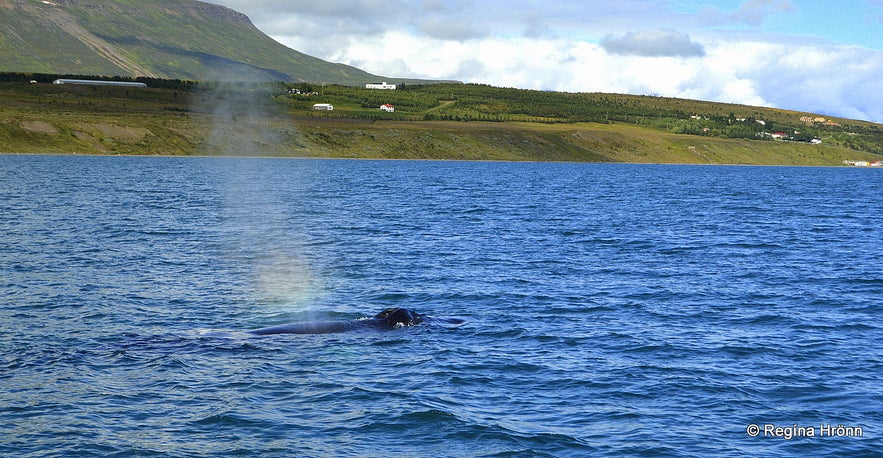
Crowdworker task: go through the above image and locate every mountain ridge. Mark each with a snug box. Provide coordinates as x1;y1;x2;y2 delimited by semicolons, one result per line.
0;0;437;84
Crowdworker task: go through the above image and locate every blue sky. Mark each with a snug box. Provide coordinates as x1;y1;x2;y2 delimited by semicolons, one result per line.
668;0;881;48
210;1;883;123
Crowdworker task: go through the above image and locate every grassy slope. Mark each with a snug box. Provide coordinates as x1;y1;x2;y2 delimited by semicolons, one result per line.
65;0;377;83
0;1;123;75
0;0;415;84
1;81;881;165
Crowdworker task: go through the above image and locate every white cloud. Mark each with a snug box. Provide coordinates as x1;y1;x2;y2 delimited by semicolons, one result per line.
314;32;883;122
207;0;883;123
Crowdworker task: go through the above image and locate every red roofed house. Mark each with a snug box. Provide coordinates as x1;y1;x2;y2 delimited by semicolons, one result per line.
380;103;395;112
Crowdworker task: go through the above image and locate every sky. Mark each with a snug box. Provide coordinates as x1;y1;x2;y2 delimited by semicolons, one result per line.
207;0;883;123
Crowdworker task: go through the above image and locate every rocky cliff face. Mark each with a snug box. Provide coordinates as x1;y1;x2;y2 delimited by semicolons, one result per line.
188;2;253;25
38;0;251;25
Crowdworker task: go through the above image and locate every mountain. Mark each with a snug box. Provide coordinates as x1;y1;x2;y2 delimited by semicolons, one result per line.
0;0;421;84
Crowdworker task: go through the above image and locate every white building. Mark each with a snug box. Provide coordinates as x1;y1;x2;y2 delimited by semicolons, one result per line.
53;78;146;88
366;82;397;90
380;103;395;112
312;103;334;111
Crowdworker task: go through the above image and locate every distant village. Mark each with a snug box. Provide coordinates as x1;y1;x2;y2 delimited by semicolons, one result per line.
288;81;399;113
688;113;825;145
291;82;402;113
843;160;883;167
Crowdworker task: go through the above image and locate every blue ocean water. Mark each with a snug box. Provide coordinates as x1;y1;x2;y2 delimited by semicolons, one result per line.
1;155;881;457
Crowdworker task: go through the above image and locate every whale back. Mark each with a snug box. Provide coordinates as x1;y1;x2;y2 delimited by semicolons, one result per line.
249;307;432;335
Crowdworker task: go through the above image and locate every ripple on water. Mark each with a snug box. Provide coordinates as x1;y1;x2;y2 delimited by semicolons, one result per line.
1;158;881;457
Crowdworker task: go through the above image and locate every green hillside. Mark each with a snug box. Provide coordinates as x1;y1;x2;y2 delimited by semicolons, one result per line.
0;0;431;84
295;83;883;156
2;76;881;165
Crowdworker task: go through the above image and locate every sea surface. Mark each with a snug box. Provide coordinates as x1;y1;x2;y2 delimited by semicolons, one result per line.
1;155;881;457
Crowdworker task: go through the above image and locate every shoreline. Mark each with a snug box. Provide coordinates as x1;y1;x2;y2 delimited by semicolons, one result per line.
4;151;879;169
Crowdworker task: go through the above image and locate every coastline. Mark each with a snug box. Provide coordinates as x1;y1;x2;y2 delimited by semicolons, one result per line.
5;117;880;166
2;82;881;166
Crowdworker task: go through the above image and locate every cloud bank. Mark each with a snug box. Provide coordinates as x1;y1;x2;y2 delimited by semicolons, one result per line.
211;0;883;123
600;30;705;57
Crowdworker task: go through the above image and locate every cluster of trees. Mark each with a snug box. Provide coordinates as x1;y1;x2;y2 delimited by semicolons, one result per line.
286;83;706;123
407;84;685;122
667;115;776;140
422;113;506;122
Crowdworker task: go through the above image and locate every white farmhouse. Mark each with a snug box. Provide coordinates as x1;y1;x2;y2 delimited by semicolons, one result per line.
380;103;395;112
366;82;397;90
312;103;334;111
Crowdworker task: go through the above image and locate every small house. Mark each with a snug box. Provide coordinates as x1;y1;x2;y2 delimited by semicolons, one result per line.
312;103;334;111
380;103;395;112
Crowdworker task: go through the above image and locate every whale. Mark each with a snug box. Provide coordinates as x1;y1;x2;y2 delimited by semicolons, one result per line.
248;307;462;335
